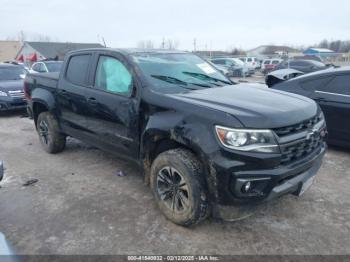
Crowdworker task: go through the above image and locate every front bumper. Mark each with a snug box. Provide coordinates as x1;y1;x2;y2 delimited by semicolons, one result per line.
266;150;323;200
207;142;326;205
0;97;26;111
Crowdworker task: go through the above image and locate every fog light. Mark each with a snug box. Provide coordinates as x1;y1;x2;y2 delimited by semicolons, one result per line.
242;181;251;193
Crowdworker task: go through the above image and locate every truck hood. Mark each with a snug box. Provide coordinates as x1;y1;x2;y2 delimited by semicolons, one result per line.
170;84;318;128
0;80;23;91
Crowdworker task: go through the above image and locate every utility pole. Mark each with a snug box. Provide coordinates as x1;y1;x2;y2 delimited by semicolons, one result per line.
102;37;107;47
193;38;197;52
162;38;165;49
209;41;212;58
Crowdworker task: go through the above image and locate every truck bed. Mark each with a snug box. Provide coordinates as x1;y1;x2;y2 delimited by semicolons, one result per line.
27;72;59;88
25;72;59;97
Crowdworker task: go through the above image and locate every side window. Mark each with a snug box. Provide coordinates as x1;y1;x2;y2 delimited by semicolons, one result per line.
32;64;40;72
66;54;91;86
300;77;333;92
326;75;350;95
247;58;252;62
94;56;132;95
39;63;47;72
33;63;44;72
264;60;270;65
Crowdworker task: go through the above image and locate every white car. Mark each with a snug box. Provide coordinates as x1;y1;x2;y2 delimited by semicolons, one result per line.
210;58;250;77
238;57;258;74
29;61;63;74
239;57;259;68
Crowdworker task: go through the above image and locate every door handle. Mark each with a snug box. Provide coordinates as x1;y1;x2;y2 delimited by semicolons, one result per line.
61;89;67;94
87;97;98;104
314;97;326;102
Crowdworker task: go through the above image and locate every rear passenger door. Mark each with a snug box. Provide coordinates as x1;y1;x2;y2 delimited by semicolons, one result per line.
56;53;92;138
84;51;140;159
313;74;350;143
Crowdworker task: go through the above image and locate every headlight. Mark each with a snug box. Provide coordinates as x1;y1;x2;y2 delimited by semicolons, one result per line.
215;126;279;153
0;91;8;97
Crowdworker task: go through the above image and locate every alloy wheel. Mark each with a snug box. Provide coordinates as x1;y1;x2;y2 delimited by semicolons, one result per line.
156;166;190;213
38;120;49;145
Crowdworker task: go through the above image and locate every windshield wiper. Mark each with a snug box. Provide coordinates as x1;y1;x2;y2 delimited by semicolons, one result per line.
151;75;211;89
182;71;232;85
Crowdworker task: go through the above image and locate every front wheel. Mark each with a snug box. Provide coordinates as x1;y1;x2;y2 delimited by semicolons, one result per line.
36;112;66;154
150;149;209;226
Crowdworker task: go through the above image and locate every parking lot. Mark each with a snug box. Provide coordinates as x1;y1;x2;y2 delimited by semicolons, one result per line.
0;111;349;255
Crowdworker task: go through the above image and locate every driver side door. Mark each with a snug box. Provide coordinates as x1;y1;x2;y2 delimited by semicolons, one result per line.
84;52;140;160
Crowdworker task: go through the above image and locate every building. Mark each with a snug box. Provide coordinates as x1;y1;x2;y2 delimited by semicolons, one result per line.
0;41;22;62
303;48;336;57
16;41;105;62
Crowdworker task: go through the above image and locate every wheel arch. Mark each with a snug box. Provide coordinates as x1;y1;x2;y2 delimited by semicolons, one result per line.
31;88;57;126
141;129;209;188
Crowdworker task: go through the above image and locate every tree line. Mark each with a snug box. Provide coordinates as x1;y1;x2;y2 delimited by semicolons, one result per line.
316;39;350;53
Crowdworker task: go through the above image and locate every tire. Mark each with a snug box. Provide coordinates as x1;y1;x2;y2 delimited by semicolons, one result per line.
36;112;66;154
150;149;209;226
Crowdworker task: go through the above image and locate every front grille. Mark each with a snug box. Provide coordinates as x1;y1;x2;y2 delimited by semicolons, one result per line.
274;115;322;137
274;114;325;165
8;90;25;98
280;134;323;165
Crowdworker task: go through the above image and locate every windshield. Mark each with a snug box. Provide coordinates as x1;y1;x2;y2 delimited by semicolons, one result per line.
0;67;26;81
132;53;231;90
45;62;63;72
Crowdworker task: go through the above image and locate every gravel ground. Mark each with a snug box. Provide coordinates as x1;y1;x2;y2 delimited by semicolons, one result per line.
0;112;349;255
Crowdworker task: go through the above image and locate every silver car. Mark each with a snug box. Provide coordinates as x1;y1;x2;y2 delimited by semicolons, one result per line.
210;58;250;77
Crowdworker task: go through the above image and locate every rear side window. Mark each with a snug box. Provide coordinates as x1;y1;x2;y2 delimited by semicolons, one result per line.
300;77;333;92
66;54;91;86
264;60;270;64
326;74;350;95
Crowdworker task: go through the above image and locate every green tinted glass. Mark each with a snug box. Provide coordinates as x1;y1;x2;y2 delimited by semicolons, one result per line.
95;56;132;95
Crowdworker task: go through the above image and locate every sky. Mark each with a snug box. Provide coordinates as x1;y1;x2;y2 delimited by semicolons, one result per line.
1;0;349;51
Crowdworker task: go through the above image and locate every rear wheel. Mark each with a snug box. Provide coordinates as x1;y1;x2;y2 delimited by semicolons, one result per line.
150;149;209;226
36;112;66;153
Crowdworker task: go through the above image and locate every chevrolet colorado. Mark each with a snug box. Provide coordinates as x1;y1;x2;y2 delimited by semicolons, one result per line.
24;48;327;226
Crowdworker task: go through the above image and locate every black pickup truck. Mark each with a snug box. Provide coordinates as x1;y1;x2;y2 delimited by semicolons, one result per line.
24;48;327;226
